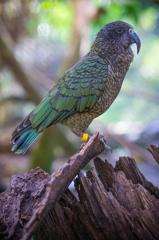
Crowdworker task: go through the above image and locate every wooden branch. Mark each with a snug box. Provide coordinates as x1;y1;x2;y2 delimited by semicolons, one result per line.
35;154;159;240
0;133;105;240
1;137;159;240
148;145;159;164
115;156;159;198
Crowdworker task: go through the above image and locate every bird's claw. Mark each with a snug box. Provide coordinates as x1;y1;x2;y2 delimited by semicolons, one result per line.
80;133;90;150
79;134;112;154
81;133;89;142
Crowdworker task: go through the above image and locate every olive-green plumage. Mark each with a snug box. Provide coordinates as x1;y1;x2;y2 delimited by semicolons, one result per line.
11;21;141;154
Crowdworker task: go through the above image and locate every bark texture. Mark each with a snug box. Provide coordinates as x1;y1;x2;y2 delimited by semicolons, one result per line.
0;133;159;240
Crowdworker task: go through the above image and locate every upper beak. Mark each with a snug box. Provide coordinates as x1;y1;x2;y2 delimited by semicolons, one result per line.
129;29;141;54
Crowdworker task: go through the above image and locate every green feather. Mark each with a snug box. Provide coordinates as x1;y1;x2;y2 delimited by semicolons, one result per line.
31;97;52;128
29;54;108;132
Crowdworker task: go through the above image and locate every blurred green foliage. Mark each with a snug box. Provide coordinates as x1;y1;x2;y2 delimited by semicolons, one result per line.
93;0;141;26
28;0;73;41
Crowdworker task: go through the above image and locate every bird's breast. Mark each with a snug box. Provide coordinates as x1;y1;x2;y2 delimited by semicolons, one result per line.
93;52;133;115
95;69;124;113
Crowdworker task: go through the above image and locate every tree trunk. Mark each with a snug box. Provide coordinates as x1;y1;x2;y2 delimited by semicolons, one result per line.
0;134;159;240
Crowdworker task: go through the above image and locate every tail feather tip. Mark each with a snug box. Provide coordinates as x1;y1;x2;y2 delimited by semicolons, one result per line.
11;129;40;155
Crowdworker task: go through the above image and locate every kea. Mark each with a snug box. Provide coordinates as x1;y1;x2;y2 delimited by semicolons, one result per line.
11;21;141;154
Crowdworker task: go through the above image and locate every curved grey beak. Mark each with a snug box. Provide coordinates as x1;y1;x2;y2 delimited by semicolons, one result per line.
129;29;141;54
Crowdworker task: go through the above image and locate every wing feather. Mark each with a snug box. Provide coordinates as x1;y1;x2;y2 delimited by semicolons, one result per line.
30;55;108;132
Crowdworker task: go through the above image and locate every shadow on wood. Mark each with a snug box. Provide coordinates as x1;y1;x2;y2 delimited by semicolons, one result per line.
0;133;159;240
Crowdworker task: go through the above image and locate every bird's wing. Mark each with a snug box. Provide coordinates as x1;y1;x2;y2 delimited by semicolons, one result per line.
31;55;108;132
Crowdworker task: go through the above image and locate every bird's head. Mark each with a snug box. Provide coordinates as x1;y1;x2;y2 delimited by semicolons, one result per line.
91;21;141;57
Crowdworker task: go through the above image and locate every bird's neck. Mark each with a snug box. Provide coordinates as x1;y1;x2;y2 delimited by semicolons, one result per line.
90;42;134;74
109;47;134;71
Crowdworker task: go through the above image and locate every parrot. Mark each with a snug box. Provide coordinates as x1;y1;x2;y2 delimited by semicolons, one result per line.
11;21;141;154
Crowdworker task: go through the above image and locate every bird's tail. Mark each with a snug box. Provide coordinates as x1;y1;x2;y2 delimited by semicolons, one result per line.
11;114;41;155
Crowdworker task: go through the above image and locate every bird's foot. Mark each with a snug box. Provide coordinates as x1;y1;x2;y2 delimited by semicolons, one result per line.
80;132;90;150
80;133;111;153
81;132;89;142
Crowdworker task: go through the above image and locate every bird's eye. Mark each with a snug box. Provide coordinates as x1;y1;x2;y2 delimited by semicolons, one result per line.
116;28;123;34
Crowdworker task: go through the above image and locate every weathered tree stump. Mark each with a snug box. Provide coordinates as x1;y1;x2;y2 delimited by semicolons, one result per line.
0;133;159;240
